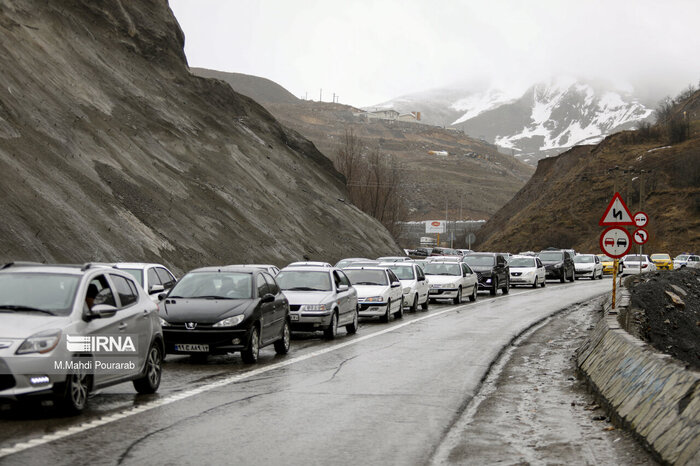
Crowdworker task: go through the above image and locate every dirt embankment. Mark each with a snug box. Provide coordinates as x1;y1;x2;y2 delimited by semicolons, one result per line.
0;1;400;273
625;268;700;370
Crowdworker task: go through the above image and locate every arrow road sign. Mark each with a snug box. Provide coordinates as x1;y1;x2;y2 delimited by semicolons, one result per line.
600;227;632;258
633;211;648;228
633;228;649;245
599;192;634;226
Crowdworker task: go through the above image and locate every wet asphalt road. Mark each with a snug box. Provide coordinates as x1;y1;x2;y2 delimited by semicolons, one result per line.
0;278;613;465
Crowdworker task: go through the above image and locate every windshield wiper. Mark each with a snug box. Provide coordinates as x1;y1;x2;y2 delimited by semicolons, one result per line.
0;305;56;315
286;287;325;291
356;282;382;286
190;295;234;300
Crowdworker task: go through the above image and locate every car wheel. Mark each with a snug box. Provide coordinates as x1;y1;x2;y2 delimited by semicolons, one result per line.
274;319;291;354
380;300;391;323
394;298;404;319
346;309;359;334
568;270;575;282
541;278;546;288
469;284;477;302
56;368;91;414
324;312;338;340
410;294;418;312
502;277;510;294
453;287;462;305
560;273;566;283
490;277;498;296
133;343;163;394
532;277;538;289
241;326;260;363
421;296;429;311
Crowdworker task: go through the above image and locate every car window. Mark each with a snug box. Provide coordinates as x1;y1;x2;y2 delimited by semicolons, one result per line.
338;271;351;287
344;269;389;286
147;268;161;289
332;271;343;289
0;272;80;316
89;274;117;308
156;268;176;289
110;274;138;308
387;266;414;280
119;268;143;286
416;266;425;280
256;274;270;298
386;269;399;283
463;255;495;266
461;263;473;275
275;270;333;291
262;272;279;295
536;258;543;267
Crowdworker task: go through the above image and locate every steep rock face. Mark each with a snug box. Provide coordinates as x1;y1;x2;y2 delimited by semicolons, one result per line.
0;0;400;273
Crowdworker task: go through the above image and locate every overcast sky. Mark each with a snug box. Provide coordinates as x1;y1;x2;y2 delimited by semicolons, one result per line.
169;0;700;107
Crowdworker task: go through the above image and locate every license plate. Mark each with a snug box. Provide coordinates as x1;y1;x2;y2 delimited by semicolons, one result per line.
175;344;209;352
290;314;299;321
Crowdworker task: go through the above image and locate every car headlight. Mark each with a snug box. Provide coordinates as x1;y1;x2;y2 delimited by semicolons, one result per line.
16;330;61;355
159;317;171;327
403;287;411;294
302;304;327;311
213;314;245;327
365;296;384;302
554;262;563;269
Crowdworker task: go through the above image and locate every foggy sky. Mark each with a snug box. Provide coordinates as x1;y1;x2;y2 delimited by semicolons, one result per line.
169;0;700;107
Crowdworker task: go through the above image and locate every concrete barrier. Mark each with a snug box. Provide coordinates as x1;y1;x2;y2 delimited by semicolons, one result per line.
577;288;700;465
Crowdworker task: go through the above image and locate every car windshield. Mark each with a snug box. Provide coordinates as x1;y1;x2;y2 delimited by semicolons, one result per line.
539;252;564;261
651;254;670;260
463;255;495;266
423;263;461;276
344;269;388;286
169;272;252;299
599;255;613;262
119;268;143;286
509;257;536;267
387;266;415;280
574;256;595;263
625;255;644;262
275;271;332;291
674;255;689;261
0;273;80;316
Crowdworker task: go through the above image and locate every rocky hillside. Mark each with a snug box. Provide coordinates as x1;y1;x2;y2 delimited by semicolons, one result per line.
376;78;654;164
192;69;534;221
475;90;700;255
0;0;401;273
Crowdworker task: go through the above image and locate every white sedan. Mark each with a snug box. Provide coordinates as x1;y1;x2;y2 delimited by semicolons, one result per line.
380;262;430;312
573;254;604;280
508;255;546;288
621;255;657;275
344;267;404;322
423;261;478;304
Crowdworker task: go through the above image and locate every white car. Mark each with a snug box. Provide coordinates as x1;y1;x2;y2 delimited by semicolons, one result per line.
621;255;657;275
509;255;546;288
287;261;333;268
376;256;412;262
113;263;177;303
674;254;700;269
423;261;478;304
573;254;604;280
230;264;280;276
344;267;404;322
380;262;429;312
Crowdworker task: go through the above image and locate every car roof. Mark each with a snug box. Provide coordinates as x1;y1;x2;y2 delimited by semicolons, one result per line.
344;266;388;271
113;262;170;269
466;252;497;256
279;266;333;273
228;264;277;269
187;266;257;274
0;262;144;277
379;262;414;267
287;261;332;267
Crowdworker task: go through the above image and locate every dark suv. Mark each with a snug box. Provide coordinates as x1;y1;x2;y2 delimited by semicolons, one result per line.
463;253;510;295
539;248;575;283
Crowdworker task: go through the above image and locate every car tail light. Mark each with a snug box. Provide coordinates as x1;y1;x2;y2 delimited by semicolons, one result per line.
642;264;648;268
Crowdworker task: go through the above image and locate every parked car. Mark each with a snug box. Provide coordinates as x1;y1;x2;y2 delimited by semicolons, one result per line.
673;254;700;269
508;255;546;288
0;262;164;413
430;247;459;256
538;249;575;283
343;267;404;322
413;248;433;257
463;253;510;295
334;258;370;269
287;261;332;268
423;260;479;303
573;254;604;280
455;249;473;256
275;266;358;339
159;266;290;363
649;254;673;270
380;262;429;312
113;262;177;303
341;260;380;268
230;264;280;276
620;255;657;275
598;254;622;275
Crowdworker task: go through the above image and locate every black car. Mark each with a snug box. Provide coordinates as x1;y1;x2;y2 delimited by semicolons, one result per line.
159;266;290;363
539;248;575;283
463;253;510;295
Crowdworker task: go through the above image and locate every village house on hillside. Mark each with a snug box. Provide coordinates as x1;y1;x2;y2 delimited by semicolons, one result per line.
354;109;423;123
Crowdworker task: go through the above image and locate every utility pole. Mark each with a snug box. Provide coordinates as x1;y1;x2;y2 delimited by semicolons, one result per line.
320;88;322;102
445;198;448;248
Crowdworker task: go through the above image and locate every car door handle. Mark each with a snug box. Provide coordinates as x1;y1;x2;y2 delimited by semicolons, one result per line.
119;323;128;330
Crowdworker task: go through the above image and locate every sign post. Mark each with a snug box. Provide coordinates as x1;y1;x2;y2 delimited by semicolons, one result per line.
632;212;650;275
426;220;446;246
599;193;635;310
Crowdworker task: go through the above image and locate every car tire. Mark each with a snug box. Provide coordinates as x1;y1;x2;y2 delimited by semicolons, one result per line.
410;294;418;312
324;312;338;340
559;273;566;283
394;298;404;319
502;277;510;294
453;287;462;305
241;326;260;363
380;300;391;323
532;277;538;289
469;284;477;302
541;277;546;287
133;343;163;394
568;270;575;282
56;369;91;414
346;309;359;334
421;296;429;311
490;277;498;296
274;320;291;354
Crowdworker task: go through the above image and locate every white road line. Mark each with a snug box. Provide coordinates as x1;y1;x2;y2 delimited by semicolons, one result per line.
1;295;506;459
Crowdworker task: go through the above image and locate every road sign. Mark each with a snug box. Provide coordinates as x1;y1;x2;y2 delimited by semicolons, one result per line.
425;220;446;233
599;227;632;258
599;192;634;226
633;211;648;228
633;228;649;245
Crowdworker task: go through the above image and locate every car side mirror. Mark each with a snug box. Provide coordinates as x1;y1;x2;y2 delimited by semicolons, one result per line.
85;304;118;321
158;292;168;301
261;293;275;303
337;284;349;292
149;284;165;294
391;281;401;288
417;276;425;282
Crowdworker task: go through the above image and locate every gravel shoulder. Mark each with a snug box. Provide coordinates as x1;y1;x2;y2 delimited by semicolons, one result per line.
432;296;658;465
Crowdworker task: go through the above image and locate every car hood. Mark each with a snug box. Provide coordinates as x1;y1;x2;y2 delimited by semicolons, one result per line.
425;275;462;284
575;263;595;269
0;313;72;339
353;285;389;297
161;298;253;324
541;260;562;266
510;267;536;273
464;265;494;273
282;290;335;305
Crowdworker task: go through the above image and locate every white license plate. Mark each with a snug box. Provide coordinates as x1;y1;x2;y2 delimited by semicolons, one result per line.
175;344;209;352
290;314;300;321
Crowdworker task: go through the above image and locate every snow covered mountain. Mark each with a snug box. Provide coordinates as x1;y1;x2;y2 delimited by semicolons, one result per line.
372;78;654;164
